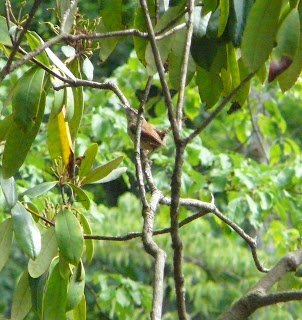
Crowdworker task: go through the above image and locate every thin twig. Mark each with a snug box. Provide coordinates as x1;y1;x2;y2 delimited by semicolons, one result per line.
247;99;269;163
176;0;194;128
139;0;179;140
2;0;43;78
184;71;257;145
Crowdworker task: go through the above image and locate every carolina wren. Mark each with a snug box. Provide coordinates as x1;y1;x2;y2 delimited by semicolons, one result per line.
124;106;170;151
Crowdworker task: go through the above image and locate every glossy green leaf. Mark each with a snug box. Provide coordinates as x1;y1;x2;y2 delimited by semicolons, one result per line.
28;227;58;278
193;6;211;38
97;19;118;63
276;9;300;59
22;181;58;198
169;27;196;90
53;78;65;116
69;59;84;140
11;203;41;259
96;167;128;184
145;5;184;75
242;0;282;71
25;31;49;65
78;143;98;177
11;270;32;320
228;0;255;46
61;45;76;58
12;67;45;132
68;184;91;210
278;37;302;92
56;209;84;266
80;214;94;265
0;218;13;272
45;47;76;80
227;43;240;91
221;67;232;96
72;295;86;320
0;115;13;142
218;0;229;37
29;272;48;318
191;36;219;70
234;58;251;105
59;254;71;280
0;16;12;46
196;67;223;108
82;156;124;185
65;86;74;122
3;91;46;178
61;0;78;33
66;261;85;311
43;263;68;320
0;169;18;208
82;57;94;81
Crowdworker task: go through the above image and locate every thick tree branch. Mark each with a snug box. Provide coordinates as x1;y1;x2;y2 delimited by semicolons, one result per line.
218;251;302;320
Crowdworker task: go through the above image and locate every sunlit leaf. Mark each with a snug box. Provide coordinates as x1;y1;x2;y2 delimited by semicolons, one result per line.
0;16;12;46
2;91;46;178
61;0;78;34
82;156;124;185
82;57;94;81
68;184;91;210
22;181;58;198
11;203;41;260
28;227;58;278
43;263;68;320
78;143;98;178
242;0;282;71
0;169;17;208
55;209;84;265
11;270;32;320
72;295;86;320
80;214;94;265
26;31;49;66
0;218;13;272
95;167;128;184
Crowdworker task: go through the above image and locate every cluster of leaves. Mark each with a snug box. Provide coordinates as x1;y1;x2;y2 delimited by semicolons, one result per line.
1;0;302;319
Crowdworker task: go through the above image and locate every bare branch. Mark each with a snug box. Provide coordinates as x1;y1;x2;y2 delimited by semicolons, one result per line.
176;0;194;128
213;208;268;273
218;251;302;320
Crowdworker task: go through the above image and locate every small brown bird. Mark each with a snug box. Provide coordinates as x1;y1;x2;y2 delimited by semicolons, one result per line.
124;107;170;152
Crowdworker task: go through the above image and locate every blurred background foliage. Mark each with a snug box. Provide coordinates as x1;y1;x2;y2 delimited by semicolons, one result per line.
1;1;302;319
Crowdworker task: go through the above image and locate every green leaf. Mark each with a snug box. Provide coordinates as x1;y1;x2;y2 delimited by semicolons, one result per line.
78;143;98;177
59;255;71;280
242;0;282;71
218;0;229;37
96;167;128;184
82;156;124;185
278;38;302;92
0;218;13;272
53;78;66;116
276;8;300;59
82;57;94;81
61;45;76;58
64;86;74;122
43;263;68;320
72;295;86;320
25;31;49;66
228;0;255;46
11;203;41;259
66;261;85;311
80;214;94;265
29;272;48;318
61;0;78;34
28;227;58;278
98;19;118;62
55;209;84;266
0;115;13;142
0;169;18;208
68;184;91;210
12;67;45;132
275;168;295;188
234;58;251;105
0;16;12;46
11;270;32;320
69;59;84;140
145;5;184;75
3;91;46;178
196;67;223;108
22;181;58;198
169;27;196;90
191;36;219;70
193;6;211;38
